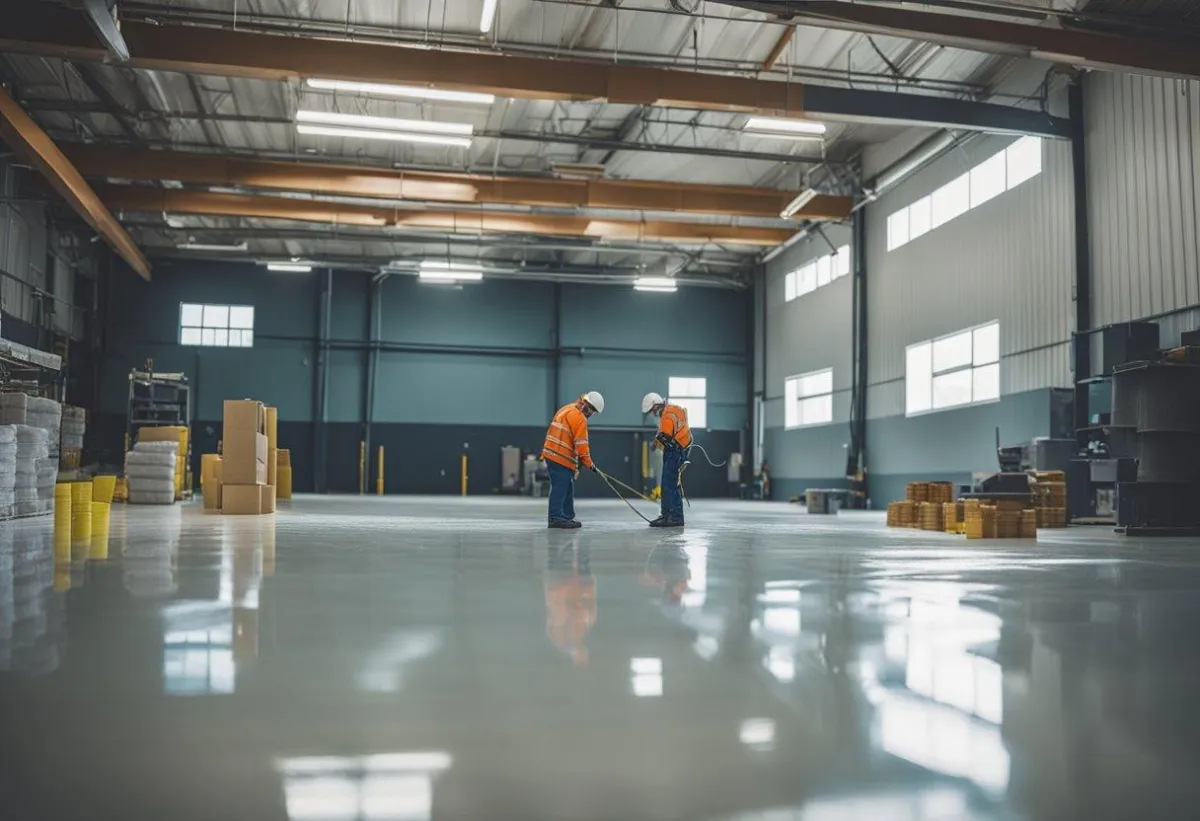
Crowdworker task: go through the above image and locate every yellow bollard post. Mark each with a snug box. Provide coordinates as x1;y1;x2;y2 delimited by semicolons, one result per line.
377;446;384;495
461;453;468;497
358;440;366;495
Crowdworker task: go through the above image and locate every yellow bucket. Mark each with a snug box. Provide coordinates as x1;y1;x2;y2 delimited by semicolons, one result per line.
92;476;117;504
71;481;93;506
89;502;111;560
54;529;71;565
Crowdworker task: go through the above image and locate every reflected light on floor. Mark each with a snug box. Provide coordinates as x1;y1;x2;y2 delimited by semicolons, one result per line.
277;752;452;821
631;657;664;697
739;718;776;751
878;692;1010;792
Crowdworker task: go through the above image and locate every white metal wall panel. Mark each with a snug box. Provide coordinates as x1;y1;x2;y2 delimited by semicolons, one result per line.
865;133;1075;419
763;224;854;423
1086;72;1200;328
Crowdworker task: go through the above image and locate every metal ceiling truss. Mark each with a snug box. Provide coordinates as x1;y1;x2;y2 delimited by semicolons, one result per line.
2;3;1072;137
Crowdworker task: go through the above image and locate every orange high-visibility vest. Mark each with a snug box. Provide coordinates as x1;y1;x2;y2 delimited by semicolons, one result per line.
542;403;593;470
659;403;693;448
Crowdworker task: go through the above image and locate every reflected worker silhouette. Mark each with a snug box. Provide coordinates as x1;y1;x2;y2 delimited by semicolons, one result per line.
639;543;692;606
544;538;596;667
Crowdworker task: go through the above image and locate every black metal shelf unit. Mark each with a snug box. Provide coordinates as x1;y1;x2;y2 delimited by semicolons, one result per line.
126;368;191;446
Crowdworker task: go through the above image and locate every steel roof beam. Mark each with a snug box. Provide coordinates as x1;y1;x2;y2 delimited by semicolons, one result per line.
2;4;1072;136
65;144;853;221
99;186;796;246
711;0;1200;82
0;86;150;280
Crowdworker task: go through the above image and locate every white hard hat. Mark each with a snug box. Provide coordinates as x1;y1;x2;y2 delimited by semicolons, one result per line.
582;391;605;414
641;392;665;414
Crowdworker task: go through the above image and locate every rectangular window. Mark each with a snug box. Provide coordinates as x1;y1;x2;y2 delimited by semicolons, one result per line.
887;137;1043;253
180;303;254;347
931;173;970;228
908;196;932;240
887;208;910;251
784;271;797;302
1006;136;1042;189
834;245;851;278
785;368;833;428
798;263;816;295
668;376;707;429
815;255;832;287
970;152;1007;209
906;321;1000;416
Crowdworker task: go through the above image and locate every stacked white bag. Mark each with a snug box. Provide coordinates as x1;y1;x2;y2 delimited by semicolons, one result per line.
27;397;61;458
126;441;177;504
14;426;48;517
61;406;86;452
0;425;16;519
0;392;27;425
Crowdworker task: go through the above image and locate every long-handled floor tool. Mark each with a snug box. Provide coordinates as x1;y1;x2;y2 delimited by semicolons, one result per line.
595;468;657;524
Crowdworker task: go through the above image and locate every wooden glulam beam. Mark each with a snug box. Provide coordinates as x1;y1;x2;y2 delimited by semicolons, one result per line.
0;5;806;116
0;87;151;280
65;144;853;221
723;0;1200;81
98;186;797;246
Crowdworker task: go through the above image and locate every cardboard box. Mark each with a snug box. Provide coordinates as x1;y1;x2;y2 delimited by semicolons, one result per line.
260;483;276;514
203;457;223;511
224;399;264;434
222;484;263;515
223;430;268;485
139;425;186;443
268;447;278;487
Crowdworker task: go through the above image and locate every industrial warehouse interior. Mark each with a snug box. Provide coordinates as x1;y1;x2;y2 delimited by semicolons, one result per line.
3;0;1200;818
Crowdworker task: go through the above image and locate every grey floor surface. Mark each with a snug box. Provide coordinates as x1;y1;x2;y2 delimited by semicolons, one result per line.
3;494;1200;820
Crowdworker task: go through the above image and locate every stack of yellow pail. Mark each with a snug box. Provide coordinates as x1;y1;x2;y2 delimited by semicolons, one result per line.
90;500;111;560
71;481;94;549
54;483;72;565
93;475;116;504
277;449;293;500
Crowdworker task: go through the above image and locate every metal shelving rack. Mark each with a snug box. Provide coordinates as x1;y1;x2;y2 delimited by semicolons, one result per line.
126;365;191;446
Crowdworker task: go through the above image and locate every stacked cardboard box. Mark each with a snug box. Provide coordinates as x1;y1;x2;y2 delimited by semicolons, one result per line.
221;400;273;515
886;500;915;527
964;500;997;540
1032;471;1068;528
918;501;943;531
943;501;964;534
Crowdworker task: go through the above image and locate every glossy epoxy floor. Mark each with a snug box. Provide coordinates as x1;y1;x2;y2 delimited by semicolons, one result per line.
4;497;1200;820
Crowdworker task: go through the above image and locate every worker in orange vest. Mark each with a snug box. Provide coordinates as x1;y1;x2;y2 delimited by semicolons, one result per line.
642;392;693;528
541;391;605;529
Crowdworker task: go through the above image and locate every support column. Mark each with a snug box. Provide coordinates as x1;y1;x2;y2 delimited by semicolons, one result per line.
1068;78;1093;399
550;282;562;415
847;206;869;507
312;269;332;493
362;275;383;488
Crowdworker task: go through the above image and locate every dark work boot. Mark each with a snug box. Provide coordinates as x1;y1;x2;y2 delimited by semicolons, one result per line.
648;516;667;528
549;519;582;529
663;519;685;528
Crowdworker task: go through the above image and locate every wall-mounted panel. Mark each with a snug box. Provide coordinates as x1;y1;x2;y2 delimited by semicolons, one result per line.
1086;72;1200;328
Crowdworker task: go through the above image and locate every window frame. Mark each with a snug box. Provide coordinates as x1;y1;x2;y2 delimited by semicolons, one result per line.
179;302;255;348
905;321;1000;417
886;137;1043;252
782;246;852;302
668;376;708;430
785;367;834;429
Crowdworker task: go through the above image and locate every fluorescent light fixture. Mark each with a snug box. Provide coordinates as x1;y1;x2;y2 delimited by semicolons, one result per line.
418;261;484;282
744;116;827;138
296;123;472;148
306;78;496;105
296;110;472;136
780;189;819;219
634;276;677;293
177;241;247;252
480;0;498;33
419;270;483;282
267;263;313;272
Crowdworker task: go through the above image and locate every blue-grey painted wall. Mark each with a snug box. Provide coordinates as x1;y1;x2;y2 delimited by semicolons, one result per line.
103;261;749;434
